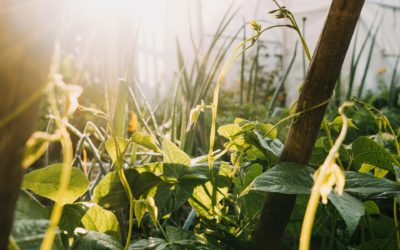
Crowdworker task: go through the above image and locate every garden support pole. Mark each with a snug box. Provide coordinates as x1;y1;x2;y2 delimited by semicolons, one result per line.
0;1;62;248
253;1;364;249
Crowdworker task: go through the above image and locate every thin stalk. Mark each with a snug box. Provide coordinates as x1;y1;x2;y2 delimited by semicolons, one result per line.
240;18;246;104
389;54;400;107
268;41;298;115
357;24;379;98
252;43;261;103
41;88;74;250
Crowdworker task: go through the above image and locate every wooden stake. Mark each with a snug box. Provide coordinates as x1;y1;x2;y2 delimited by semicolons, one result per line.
253;1;365;249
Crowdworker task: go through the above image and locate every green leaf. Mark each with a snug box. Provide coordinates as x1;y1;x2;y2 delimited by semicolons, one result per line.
128;237;167;250
156;164;207;217
71;229;123;250
166;225;195;242
162;139;191;166
364;200;380;215
11;219;64;250
133;200;147;227
93;170;161;209
189;163;232;218
345;171;400;198
14;191;49;220
356;239;397;250
93;172;127;209
244;131;283;165
134;197;158;227
328;192;365;235
233;164;265;218
81;204;121;242
22;164;89;204
60;203;87;236
131;131;160;152
135;162;164;176
330;116;357;132
242;162;313;196
255;124;277;139
105;137;130;163
352;136;397;172
217;124;242;138
245;163;400;199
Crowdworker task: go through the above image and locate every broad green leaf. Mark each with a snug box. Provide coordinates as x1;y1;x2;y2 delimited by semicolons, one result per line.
135;162;164;176
60;203;87;236
14;191;49;220
359;163;375;173
134;197;158;226
328;192;364;235
374;167;389;178
234;117;247;124
166;225;195;242
233;164;265;218
345;171;400;198
162;139;191;166
217;124;241;138
242;162;313;196
128;237;167;250
352;136;397;172
189;163;232;218
11;219;64;250
255;124;277;139
134;197;158;227
245;163;400;199
156;164;208;217
244;131;283;165
133;200;147;227
330;116;357;131
105;137;130;163
164;225;205;247
71;229;123;250
22;164;89;204
364;201;380;215
356;239;397;250
93;172;127;209
131;131;160;152
93;170;161;209
81;204;121;242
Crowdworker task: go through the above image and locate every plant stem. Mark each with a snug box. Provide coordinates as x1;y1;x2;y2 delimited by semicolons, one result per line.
299;103;351;250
